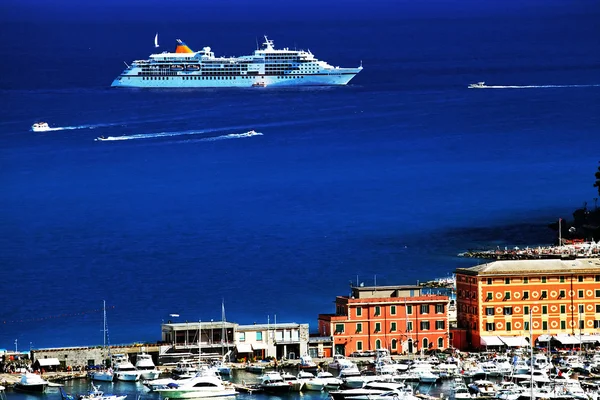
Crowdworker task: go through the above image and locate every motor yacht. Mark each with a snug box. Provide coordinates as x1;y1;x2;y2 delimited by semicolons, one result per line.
153;375;236;398
468;82;487;89
330;381;411;400
13;373;49;393
257;371;292;394
31;122;51;132
135;353;160;380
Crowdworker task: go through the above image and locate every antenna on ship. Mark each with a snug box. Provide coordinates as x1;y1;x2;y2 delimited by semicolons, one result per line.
256;37;259;50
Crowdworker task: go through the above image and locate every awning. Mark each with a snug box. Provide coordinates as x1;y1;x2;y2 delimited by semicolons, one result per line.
252;343;267;350
553;335;579;345
236;343;252;353
480;336;503;346
576;334;600;343
499;336;529;347
536;334;551;342
37;358;60;366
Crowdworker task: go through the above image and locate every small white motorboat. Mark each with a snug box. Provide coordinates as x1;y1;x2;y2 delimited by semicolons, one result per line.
468;81;487;89
32;122;51;132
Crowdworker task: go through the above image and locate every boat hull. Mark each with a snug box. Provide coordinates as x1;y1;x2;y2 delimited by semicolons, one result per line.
111;71;360;88
14;384;47;393
152;389;237;399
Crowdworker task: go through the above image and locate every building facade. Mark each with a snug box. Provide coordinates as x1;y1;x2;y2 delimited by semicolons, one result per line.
234;323;309;361
318;285;450;355
455;258;600;350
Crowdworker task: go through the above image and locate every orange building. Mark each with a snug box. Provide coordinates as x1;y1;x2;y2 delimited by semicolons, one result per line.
455;258;600;350
318;285;450;355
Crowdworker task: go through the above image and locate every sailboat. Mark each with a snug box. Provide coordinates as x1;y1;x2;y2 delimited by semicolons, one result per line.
91;301;114;382
154;33;159;48
214;300;232;375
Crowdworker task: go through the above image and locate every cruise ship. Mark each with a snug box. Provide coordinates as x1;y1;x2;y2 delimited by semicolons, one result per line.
111;36;362;88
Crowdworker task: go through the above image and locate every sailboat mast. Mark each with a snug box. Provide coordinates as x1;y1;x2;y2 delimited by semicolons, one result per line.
221;300;226;356
103;300;106;348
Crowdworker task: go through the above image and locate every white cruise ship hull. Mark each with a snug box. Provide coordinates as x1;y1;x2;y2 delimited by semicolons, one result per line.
112;71;360;88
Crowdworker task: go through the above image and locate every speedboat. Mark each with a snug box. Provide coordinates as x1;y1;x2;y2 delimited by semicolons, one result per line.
251;82;267;87
94;136;109;142
152;375;236;398
468;81;487;89
14;373;49;393
32;122;51;132
257;371;292;394
78;384;127;400
330;381;412;400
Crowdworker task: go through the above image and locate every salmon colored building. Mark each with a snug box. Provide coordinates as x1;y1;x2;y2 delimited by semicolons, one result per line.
318;285;450;356
455;258;600;350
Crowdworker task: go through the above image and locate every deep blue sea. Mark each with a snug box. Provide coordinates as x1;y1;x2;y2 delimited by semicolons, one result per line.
1;0;600;351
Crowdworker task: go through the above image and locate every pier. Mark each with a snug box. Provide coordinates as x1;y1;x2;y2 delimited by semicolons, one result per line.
458;241;600;260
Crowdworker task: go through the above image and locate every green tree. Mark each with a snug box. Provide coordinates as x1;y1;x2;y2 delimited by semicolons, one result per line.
595;161;600;196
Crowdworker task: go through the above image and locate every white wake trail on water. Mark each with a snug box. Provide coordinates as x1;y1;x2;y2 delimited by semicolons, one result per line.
95;128;262;142
475;84;600;89
34;122;122;132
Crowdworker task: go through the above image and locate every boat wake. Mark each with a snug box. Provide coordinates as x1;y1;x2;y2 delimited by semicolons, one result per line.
473;84;600;89
95;129;262;142
35;122;121;132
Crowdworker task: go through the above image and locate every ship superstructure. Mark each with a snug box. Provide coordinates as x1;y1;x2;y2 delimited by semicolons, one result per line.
111;37;362;88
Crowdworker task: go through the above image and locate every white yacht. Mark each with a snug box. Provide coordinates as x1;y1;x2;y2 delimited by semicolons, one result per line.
13;373;49;393
31;122;51;132
112;36;362;88
330;381;410;400
135;353;160;380
112;354;140;382
316;371;343;390
468;82;487;89
257;371;292;394
152;375;236;398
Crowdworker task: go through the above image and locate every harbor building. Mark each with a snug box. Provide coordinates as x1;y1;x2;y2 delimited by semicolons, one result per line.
160;321;309;361
318;285;450;356
454;258;600;350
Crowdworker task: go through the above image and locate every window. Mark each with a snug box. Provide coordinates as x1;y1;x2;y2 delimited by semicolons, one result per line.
596;304;600;313
421;304;430;314
505;291;511;300
486;307;495;316
391;322;397;332
560;276;565;283
390;305;396;315
505;278;510;284
579;320;584;329
356;307;362;317
579;304;584;313
524;306;529;315
487;278;492;285
561;305;566;313
486;292;493;301
420;321;430;330
542;306;547;314
436;304;445;314
579;276;584;282
375;339;381;349
391;339;397;350
595;320;600;329
596;275;600;282
561;320;566;330
579;290;584;298
375;322;381;332
486;323;495;331
541;290;547;299
356;323;362;333
256;332;263;341
357;341;363;351
523;277;528;284
524;321;529;331
523;291;529;300
335;324;344;333
438;337;444;348
596;290;600;298
541;276;547;283
407;321;413;332
504;307;513;315
559;290;565;298
543;321;548;330
506;322;512;331
406;305;413;315
239;332;245;341
374;306;381;316
436;320;445;330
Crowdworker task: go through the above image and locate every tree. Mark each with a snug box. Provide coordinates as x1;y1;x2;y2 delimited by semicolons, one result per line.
594;161;600;196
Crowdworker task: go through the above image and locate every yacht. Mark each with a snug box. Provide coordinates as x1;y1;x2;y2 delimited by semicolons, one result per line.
78;384;127;400
330;381;410;400
257;371;292;394
468;380;499;397
298;354;318;372
135;353;161;380
297;371;325;391
468;82;487;89
152;375;236;398
280;372;304;392
13;373;49;393
31;122;51;132
112;354;140;382
112;36;362;88
316;371;344;390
